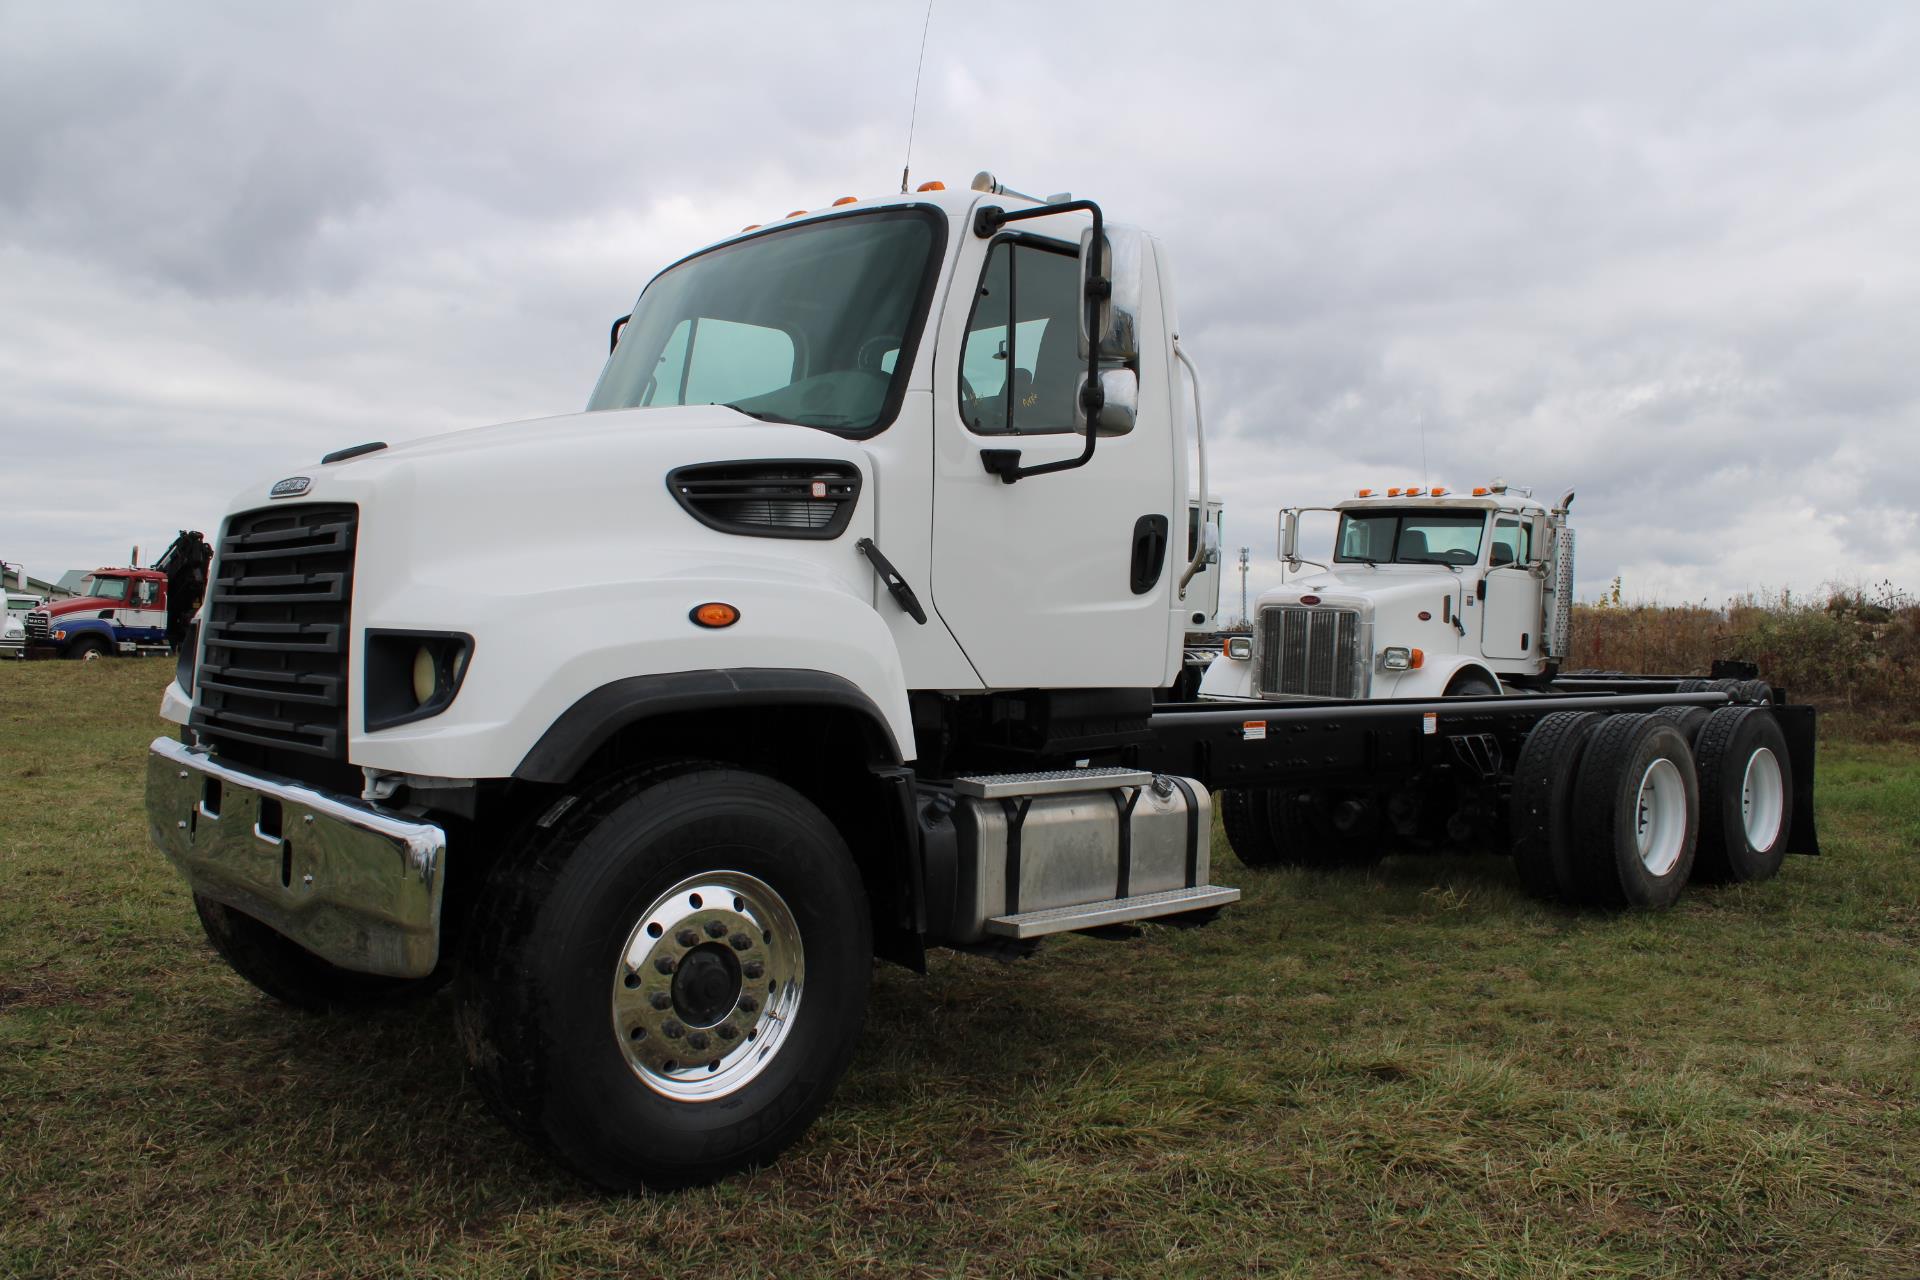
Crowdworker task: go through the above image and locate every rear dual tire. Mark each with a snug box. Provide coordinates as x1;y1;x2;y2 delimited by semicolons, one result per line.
1691;707;1793;883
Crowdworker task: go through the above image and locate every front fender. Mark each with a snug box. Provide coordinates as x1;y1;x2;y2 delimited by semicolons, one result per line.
1198;652;1255;700
350;565;914;778
1374;656;1502;699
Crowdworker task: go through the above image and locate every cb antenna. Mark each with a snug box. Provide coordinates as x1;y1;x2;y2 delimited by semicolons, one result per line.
1418;413;1429;488
899;0;936;193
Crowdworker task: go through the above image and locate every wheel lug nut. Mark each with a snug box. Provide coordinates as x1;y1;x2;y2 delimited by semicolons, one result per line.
716;1024;738;1041
737;995;758;1013
676;928;699;947
687;1031;710;1050
705;919;729;938
729;933;752;951
743;961;765;979
662;1020;684;1039
650;992;672;1011
654;955;676;975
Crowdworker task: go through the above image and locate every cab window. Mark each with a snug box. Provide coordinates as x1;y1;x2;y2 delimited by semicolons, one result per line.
958;239;1083;435
1491;518;1531;566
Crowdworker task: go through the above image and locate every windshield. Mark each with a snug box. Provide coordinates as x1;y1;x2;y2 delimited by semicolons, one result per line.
1335;510;1487;566
586;209;944;435
80;574;131;601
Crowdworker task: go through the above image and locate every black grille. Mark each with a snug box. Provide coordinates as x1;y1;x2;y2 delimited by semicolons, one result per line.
667;461;861;539
1256;605;1363;699
191;503;357;758
25;612;49;642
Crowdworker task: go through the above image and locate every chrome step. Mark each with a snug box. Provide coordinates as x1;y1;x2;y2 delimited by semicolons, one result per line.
953;766;1154;800
984;884;1241;939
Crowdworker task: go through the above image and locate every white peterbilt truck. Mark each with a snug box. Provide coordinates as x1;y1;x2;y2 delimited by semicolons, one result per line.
146;176;1818;1190
1200;481;1576;702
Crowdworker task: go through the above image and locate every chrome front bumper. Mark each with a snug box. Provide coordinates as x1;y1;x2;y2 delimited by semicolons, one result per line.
145;736;447;978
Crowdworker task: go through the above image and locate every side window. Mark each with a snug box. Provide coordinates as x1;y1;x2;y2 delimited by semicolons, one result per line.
958;240;1083;435
1492;518;1530;566
134;580;158;606
642;317;796;407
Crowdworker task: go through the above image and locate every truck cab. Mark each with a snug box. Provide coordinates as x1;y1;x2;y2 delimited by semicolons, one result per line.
1201;482;1574;700
26;567;170;659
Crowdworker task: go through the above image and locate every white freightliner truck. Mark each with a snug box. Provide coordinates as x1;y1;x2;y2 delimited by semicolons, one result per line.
145;176;1819;1190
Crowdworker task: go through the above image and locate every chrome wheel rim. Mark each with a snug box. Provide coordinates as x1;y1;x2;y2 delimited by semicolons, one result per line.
611;870;803;1101
1741;747;1784;850
1634;757;1687;876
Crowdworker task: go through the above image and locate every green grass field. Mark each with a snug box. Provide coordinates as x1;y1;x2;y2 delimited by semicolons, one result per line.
3;663;1917;1278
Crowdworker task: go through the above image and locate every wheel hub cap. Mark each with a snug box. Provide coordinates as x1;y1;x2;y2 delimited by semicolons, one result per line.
612;871;803;1101
1634;757;1687;876
1741;747;1785;849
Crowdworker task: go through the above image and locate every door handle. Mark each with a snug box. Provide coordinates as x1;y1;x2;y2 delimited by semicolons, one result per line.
1130;515;1169;595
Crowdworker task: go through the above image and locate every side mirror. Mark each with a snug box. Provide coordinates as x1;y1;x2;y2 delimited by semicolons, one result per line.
1074;368;1137;437
1529;513;1550;563
1204;521;1221;565
1280;509;1300;564
1078;224;1145;363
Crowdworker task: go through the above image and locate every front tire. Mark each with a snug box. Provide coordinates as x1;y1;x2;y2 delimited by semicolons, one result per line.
68;635;109;661
455;767;871;1190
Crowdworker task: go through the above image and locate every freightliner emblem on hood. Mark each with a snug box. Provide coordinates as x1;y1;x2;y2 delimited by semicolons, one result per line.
269;476;312;498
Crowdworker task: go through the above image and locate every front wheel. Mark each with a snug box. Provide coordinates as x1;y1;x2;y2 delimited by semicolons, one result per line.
67;636;109;661
455;767;871;1190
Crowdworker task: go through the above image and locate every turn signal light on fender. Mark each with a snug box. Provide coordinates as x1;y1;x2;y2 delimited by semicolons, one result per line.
690;602;741;628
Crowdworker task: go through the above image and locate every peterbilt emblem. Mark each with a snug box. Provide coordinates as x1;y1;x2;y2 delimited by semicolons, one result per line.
269;476;312;498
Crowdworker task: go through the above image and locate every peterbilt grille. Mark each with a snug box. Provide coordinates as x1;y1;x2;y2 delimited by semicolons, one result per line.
25;613;49;642
190;503;357;758
1256;605;1362;699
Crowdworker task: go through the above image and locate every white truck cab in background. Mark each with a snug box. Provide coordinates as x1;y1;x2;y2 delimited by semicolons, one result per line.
1203;481;1575;700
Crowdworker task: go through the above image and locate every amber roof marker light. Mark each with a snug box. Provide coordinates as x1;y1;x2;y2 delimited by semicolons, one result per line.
690;602;741;629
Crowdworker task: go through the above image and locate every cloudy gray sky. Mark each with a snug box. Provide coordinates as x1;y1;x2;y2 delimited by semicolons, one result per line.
4;1;1916;607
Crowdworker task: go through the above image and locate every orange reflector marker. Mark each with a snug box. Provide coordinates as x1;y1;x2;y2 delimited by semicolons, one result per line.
1409;648;1425;669
832;196;857;206
916;180;945;191
1431;486;1448;496
741;224;762;232
1387;487;1402;496
690;602;741;629
1357;488;1374;497
1472;486;1489;496
785;210;808;218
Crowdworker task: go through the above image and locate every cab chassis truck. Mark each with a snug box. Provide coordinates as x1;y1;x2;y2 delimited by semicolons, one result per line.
145;178;1818;1190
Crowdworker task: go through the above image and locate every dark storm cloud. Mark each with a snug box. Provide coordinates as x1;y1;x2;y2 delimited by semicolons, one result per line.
2;0;1916;604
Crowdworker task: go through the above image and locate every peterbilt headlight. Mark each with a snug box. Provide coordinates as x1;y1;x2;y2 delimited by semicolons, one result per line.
1379;646;1424;671
365;630;473;730
1224;636;1252;660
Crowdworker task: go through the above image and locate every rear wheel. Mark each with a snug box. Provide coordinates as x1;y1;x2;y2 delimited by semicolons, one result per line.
1266;788;1388;868
1220;788;1283;867
1508;711;1605;904
1571;715;1699;910
193;894;439;1012
455;767;871;1190
1691;707;1793;884
1649;704;1711;744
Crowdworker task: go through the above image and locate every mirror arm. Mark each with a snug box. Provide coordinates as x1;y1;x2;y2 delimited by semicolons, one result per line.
973;199;1109;485
608;314;631;354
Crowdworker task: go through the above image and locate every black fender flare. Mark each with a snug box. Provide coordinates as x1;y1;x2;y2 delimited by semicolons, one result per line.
512;668;904;783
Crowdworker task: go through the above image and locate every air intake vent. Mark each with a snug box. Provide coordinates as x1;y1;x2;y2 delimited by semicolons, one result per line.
667;461;862;540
